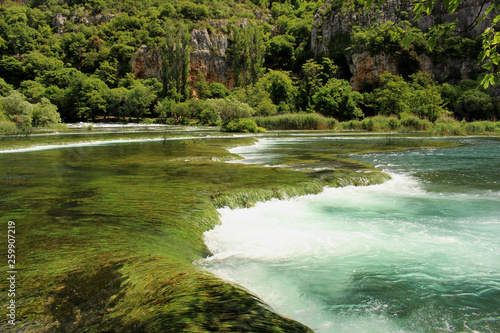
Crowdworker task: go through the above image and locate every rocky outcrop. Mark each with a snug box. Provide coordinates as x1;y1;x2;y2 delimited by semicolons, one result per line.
80;14;115;25
52;10;115;33
130;24;237;89
349;52;398;90
313;0;494;88
349;51;480;90
52;13;66;34
130;45;164;82
190;27;235;88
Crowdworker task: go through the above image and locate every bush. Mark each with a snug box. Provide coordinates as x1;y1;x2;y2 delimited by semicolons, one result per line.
32;98;61;127
199;109;221;126
0;90;33;130
312;78;364;120
455;90;498;121
0;121;18;133
222;118;265;133
206;82;230;99
204;98;254;123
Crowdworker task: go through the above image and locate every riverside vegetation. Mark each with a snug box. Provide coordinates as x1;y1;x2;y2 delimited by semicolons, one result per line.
1;0;500;135
0;130;460;332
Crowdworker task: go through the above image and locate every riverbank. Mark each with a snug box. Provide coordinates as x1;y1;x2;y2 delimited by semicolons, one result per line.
0;129;460;332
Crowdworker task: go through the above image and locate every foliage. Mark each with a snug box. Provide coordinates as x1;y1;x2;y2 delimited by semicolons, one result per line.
32;97;62;127
231;84;277;116
363;0;500;89
350;21;427;56
0;0;497;128
253;113;338;130
206;82;230;99
455;89;499;121
265;34;296;69
440;79;499;120
297;58;338;112
367;72;450;121
154;97;176;123
257;69;297;110
0;90;33;130
0;77;13;96
313;78;364;121
125;82;156;119
161;25;191;101
204;98;254;124
228;22;265;86
222;118;265;133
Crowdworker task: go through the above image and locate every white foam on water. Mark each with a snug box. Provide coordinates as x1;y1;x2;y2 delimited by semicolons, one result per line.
0;135;241;154
198;170;500;332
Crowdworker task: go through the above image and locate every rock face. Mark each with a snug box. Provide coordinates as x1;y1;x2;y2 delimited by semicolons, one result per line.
130;45;164;82
313;0;495;88
52;12;66;34
190;27;236;88
349;52;398;90
130;23;237;89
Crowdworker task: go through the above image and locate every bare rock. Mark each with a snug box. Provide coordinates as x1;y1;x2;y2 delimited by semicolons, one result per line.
52;13;66;34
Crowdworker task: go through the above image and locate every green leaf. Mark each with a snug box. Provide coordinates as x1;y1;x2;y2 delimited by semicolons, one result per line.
413;3;423;15
482;62;493;70
478;50;487;62
428;36;437;50
485;4;495;15
365;0;375;10
479;73;492;88
401;35;413;48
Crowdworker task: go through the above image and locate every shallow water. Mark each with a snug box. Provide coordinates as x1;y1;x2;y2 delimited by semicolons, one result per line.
198;137;500;332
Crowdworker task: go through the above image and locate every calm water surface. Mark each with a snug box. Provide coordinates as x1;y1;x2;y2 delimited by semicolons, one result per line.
198;137;500;332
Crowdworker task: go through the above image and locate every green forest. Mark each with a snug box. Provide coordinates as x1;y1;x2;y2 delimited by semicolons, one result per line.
1;0;500;134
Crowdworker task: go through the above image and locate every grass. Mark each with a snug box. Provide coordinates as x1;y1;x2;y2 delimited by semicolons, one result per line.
253;113;338;130
252;113;500;135
0;130;465;332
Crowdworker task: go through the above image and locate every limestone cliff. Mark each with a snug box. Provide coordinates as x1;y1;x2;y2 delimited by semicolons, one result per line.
130;45;164;82
189;26;236;89
129;23;237;89
312;0;495;89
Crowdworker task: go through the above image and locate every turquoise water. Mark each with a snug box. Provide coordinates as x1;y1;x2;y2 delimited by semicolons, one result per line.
198;137;500;332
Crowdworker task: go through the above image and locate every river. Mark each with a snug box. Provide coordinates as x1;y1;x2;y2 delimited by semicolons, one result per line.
198;137;500;333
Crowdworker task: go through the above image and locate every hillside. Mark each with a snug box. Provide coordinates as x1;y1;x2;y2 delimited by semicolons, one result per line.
0;0;499;130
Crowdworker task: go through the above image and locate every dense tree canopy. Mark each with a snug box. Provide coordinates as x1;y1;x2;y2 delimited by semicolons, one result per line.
0;0;498;131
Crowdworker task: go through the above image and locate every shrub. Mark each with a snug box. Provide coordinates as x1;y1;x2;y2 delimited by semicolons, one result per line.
32;98;61;127
455;90;498;121
222;118;265;133
199;109;221;126
0;90;33;130
204;98;254;123
0;121;18;133
206;82;230;99
313;78;364;120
